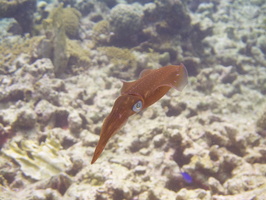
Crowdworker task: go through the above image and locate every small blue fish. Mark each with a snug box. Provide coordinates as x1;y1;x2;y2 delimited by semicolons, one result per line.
181;172;193;184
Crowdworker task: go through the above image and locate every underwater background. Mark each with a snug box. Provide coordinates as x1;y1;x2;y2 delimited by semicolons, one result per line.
0;0;266;199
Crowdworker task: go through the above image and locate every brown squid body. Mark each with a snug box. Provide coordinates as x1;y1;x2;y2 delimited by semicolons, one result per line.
91;64;188;164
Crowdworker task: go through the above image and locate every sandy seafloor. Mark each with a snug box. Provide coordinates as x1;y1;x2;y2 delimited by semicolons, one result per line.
0;0;266;199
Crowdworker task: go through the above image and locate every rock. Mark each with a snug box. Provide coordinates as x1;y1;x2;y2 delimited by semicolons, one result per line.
205;129;230;147
24;58;55;79
81;130;100;146
220;66;237;84
257;35;266;54
224;124;238;140
68;111;83;133
32;39;53;61
256;107;266;134
33;78;60;106
134;166;146;175
165;129;182;142
208;177;225;194
153;134;165;148
159;52;170;65
12;107;37;129
0;83;33;103
45;173;72;195
176;188;211;200
182;57;201;76
129;132;149;152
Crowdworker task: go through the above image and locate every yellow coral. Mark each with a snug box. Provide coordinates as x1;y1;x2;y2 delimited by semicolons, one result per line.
2;133;71;180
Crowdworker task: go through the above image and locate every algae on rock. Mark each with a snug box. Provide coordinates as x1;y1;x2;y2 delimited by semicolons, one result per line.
0;36;45;74
98;46;136;66
2;133;71;180
92;20;110;46
98;46;137;78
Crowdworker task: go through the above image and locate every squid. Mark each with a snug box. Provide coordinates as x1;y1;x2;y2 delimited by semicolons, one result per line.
91;64;188;164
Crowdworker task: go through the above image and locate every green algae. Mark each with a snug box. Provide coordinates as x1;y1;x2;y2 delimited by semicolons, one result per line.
98;46;136;66
2;133;71;180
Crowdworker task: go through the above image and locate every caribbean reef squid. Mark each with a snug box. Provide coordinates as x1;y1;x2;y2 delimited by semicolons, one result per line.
91;64;188;164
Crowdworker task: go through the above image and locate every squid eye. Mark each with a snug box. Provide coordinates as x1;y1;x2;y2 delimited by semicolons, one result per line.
132;100;142;113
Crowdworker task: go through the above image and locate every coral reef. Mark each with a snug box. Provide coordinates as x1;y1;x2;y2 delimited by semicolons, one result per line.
109;3;144;46
0;0;36;34
48;6;81;39
154;0;191;35
92;20;110;45
0;36;45;74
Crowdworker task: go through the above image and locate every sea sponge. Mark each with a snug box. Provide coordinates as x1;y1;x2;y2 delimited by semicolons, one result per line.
109;4;144;46
49;6;81;39
42;6;89;75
